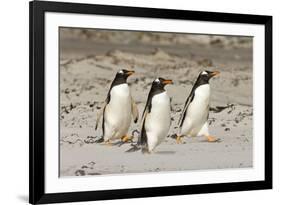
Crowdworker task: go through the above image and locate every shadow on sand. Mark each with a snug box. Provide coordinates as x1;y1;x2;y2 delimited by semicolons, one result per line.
155;150;176;155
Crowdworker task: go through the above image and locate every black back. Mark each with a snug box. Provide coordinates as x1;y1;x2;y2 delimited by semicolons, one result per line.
179;71;213;127
141;78;168;119
101;69;133;138
140;78;171;152
105;69;132;104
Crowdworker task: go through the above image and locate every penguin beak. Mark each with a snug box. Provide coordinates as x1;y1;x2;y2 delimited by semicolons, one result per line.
126;70;135;76
210;71;220;77
162;79;173;85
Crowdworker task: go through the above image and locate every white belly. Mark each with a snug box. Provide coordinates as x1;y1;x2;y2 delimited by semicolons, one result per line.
181;84;210;136
145;92;171;152
104;84;132;141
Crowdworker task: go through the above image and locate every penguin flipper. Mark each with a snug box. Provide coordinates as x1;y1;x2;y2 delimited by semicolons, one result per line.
95;101;107;130
140;112;149;153
178;92;194;127
131;97;139;123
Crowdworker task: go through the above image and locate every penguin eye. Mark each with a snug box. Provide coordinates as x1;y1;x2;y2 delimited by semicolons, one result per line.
201;71;208;75
155;78;160;83
118;70;124;74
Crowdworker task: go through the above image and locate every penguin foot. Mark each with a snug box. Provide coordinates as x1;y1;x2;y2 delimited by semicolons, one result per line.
102;140;113;146
121;135;133;143
206;135;220;142
176;135;183;144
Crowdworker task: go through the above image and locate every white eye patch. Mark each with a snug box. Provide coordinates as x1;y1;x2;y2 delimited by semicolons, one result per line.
155;78;160;83
201;71;208;75
118;70;124;74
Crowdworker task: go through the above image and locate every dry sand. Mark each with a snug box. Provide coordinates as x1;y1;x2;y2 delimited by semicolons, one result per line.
59;28;253;177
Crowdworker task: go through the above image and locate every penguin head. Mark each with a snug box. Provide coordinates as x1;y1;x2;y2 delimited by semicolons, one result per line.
116;69;135;79
198;70;220;83
113;69;135;84
152;78;173;90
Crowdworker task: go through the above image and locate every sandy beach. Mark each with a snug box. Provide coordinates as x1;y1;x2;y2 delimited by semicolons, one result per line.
59;28;253;176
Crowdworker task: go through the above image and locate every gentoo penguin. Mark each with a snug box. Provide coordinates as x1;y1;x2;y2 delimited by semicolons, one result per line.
176;70;220;143
140;78;173;153
95;69;139;144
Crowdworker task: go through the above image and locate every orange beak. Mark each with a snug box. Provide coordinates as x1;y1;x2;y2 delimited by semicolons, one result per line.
163;79;173;85
210;71;220;77
126;70;135;76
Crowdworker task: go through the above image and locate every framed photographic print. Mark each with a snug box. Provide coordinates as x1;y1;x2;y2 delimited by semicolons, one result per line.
29;0;272;204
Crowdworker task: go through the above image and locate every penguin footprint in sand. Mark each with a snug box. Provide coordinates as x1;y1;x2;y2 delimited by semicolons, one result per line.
95;69;139;145
140;78;173;153
176;70;220;144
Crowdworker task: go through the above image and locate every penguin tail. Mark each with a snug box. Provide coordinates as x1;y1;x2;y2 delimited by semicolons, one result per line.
94;137;104;143
169;133;178;139
141;146;150;154
124;129;142;152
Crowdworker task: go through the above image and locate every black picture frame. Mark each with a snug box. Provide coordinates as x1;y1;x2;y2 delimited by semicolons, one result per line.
29;0;272;204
